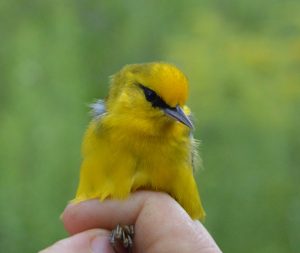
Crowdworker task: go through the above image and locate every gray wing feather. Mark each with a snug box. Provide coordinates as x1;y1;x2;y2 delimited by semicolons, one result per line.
190;134;202;174
90;99;106;118
188;114;202;173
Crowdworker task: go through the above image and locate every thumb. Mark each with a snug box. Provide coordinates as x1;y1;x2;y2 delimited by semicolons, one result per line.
39;229;114;253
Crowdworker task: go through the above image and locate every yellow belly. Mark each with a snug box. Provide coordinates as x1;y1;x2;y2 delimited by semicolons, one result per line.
74;120;205;220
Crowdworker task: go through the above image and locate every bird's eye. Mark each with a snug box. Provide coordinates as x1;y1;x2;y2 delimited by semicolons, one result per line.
139;84;170;109
142;86;157;102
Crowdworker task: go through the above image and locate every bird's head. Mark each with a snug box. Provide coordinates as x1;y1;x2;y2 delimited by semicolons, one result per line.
105;62;193;135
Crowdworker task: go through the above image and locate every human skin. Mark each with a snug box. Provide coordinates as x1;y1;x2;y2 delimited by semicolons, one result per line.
40;191;222;253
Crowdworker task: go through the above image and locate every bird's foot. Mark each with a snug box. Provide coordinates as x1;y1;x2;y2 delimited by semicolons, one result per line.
110;224;134;253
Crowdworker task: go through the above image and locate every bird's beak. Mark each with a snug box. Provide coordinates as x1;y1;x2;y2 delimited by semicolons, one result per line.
164;105;194;129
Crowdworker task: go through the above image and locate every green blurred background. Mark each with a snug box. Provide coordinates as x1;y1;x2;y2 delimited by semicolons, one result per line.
1;1;300;252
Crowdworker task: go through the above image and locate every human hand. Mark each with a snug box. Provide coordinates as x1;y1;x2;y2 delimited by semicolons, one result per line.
40;191;222;253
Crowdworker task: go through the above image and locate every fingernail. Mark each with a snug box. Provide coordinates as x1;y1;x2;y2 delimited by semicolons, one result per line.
91;235;112;253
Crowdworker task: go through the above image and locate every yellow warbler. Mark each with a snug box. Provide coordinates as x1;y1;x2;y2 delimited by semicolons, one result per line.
74;62;205;221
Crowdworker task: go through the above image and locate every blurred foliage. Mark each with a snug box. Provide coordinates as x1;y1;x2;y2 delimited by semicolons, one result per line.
0;1;299;252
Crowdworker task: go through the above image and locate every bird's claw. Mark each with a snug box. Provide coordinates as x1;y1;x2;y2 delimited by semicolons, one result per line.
110;224;134;253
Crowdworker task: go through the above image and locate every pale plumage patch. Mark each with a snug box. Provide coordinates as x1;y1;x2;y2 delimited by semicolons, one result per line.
90;99;106;118
187;113;202;173
190;135;202;174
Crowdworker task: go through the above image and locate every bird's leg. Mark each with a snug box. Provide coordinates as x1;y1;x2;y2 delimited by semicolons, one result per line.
110;224;135;253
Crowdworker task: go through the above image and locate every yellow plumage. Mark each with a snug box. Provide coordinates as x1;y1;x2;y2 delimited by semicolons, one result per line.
74;62;205;220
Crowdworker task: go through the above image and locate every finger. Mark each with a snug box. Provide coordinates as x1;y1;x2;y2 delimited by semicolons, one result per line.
39;229;114;253
62;191;186;234
62;191;222;253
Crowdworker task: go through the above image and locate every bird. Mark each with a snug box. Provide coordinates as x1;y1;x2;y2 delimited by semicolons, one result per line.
73;62;205;251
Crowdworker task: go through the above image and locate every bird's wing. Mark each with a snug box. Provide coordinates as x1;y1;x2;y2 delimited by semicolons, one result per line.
90;99;106;118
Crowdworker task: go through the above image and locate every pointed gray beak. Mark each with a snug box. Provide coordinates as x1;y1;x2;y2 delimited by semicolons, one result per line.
164;105;194;129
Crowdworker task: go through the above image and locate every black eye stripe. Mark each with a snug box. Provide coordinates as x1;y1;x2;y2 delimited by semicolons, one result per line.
138;84;171;109
143;87;156;102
